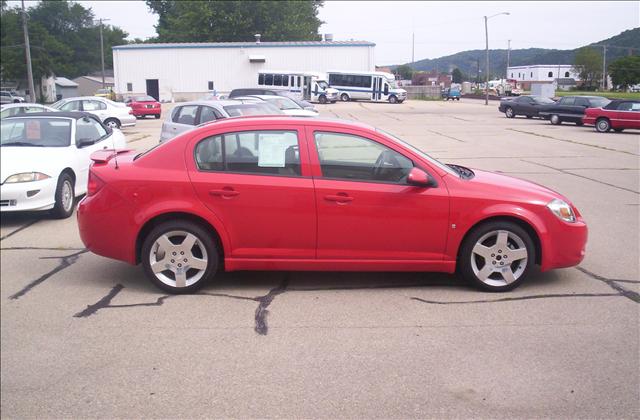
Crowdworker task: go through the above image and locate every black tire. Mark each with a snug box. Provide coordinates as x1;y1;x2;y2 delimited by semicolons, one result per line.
505;106;515;118
575;121;584;126
51;173;75;219
458;221;535;292
388;95;398;104
613;128;624;133
141;220;219;294
526;115;533;119
154;114;161;119
318;95;328;104
340;93;350;102
595;118;610;133
550;114;562;125
104;118;121;129
456;97;460;101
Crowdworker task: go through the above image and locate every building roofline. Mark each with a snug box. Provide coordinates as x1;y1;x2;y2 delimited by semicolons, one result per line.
507;64;574;69
113;40;375;51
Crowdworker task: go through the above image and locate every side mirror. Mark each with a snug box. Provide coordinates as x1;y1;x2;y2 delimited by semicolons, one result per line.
407;167;436;188
78;138;96;148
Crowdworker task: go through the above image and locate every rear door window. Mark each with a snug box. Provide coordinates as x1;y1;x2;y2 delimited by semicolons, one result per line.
174;105;198;125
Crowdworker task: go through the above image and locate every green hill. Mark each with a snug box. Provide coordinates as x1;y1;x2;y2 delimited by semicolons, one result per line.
395;28;639;78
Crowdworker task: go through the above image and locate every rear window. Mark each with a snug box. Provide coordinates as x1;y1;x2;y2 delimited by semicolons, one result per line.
134;95;156;102
223;104;282;117
1;118;71;147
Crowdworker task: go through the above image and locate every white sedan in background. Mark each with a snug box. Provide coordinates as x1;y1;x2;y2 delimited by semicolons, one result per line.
1;103;57;118
235;95;319;117
51;96;136;129
0;112;127;218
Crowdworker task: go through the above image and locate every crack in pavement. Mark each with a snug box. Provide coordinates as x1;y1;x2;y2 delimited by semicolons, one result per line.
411;292;622;305
74;275;291;336
521;159;640;195
427;129;466;143
9;249;89;300
507;128;639;156
0;219;40;241
576;267;640;303
1;246;85;251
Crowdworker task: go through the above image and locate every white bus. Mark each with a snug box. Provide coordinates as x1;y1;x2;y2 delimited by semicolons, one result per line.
257;71;339;104
327;71;407;104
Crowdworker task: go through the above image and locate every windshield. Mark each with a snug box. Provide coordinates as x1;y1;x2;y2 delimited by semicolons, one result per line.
134;95;156;102
1;118;72;147
387;78;399;89
223;104;282;117
318;81;329;90
532;96;555;104
376;129;459;176
51;100;65;109
266;96;300;110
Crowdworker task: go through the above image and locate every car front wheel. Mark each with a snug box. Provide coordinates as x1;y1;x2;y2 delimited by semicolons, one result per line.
141;220;218;294
52;173;75;219
596;118;610;133
388;95;398;104
550;114;562;125
505;107;515;118
318;95;327;104
458;221;535;292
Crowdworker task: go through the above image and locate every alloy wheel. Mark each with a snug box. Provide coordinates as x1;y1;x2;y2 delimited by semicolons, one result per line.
149;230;209;288
61;180;73;213
470;229;528;287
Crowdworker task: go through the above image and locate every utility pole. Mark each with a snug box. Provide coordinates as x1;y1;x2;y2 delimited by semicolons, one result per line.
506;39;511;76
21;0;35;103
484;16;489;105
96;18;111;90
412;31;415;64
601;45;607;91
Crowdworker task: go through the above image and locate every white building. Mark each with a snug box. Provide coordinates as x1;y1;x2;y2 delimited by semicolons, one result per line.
507;65;581;90
113;40;376;102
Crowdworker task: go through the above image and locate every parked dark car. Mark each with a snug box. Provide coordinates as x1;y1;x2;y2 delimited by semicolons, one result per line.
228;88;316;111
582;100;640;133
538;96;610;125
498;95;556;118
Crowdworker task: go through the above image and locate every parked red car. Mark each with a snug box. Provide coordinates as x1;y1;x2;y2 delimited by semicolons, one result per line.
125;95;161;119
582;99;640;132
77;117;587;294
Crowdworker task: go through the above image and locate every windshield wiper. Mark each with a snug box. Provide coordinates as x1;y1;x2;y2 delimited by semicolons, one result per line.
1;142;45;147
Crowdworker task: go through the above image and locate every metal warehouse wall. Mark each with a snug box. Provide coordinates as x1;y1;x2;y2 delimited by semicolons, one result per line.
113;44;375;102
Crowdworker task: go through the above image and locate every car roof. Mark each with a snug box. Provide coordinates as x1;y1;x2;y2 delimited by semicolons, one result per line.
1;102;51;109
3;111;98;120
56;96;110;102
198;115;374;131
175;100;245;107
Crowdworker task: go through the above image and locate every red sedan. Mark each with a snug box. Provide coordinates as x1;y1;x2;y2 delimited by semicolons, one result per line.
77;117;587;293
125;95;161;119
582;99;640;132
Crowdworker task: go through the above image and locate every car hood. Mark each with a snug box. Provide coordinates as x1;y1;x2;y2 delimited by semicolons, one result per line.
466;168;568;204
0;146;69;183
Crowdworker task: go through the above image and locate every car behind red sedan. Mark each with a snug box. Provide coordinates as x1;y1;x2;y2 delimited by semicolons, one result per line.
125;95;161;119
582;99;640;132
77;117;587;294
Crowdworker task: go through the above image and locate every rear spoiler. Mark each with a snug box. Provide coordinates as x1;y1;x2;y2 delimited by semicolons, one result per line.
90;149;135;164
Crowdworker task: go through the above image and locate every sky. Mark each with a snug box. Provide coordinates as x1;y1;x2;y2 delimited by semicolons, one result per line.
11;1;640;65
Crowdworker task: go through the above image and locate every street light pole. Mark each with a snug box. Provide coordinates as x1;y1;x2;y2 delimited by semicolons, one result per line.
483;12;510;105
21;0;35;103
97;18;111;90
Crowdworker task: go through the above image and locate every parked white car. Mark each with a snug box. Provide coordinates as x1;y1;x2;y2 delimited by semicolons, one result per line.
0;91;25;104
0;112;127;218
1;103;57;118
235;95;319;116
51;96;136;129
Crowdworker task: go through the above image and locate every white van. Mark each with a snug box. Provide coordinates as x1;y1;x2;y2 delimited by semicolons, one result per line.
257;71;339;104
327;71;407;104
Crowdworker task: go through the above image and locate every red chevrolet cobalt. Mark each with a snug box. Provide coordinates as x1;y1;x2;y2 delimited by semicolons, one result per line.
77;117;587;293
125;95;161;119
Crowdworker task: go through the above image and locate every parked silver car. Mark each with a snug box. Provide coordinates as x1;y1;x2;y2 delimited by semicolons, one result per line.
159;100;282;142
51;97;136;129
0;91;25;104
1;103;57;118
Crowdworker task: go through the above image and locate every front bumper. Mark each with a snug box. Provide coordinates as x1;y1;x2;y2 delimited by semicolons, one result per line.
540;217;588;271
0;178;57;212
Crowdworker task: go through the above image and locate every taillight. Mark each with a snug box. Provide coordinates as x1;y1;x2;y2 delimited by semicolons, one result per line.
87;171;105;196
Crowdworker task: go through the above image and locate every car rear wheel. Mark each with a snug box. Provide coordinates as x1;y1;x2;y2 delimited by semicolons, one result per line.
51;173;75;219
142;220;218;294
550;114;561;125
596;118;610;133
505;107;515;118
104;118;121;129
458;221;534;292
340;93;350;102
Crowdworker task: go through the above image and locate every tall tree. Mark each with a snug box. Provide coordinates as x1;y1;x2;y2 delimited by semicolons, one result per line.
572;47;603;90
146;1;324;42
608;55;640;90
395;64;413;80
451;68;463;83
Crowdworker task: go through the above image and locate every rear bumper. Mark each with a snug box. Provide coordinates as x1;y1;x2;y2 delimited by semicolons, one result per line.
131;107;161;117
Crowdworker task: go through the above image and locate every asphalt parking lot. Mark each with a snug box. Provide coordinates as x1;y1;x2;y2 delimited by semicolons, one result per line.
1;99;638;418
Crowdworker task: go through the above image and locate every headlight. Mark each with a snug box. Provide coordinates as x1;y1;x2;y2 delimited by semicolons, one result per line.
4;172;51;183
547;198;576;223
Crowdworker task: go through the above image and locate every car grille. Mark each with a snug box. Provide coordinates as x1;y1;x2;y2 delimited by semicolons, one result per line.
0;200;17;207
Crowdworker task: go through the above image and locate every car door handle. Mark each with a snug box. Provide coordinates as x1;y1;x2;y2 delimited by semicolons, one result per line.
324;194;353;203
209;188;239;198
